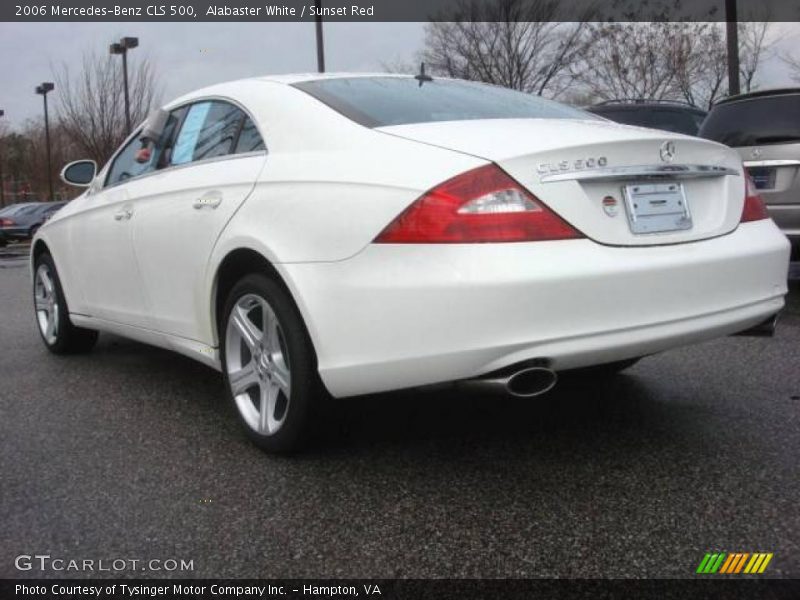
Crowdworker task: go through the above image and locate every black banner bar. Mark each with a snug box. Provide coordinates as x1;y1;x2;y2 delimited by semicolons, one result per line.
2;0;799;22
3;579;800;600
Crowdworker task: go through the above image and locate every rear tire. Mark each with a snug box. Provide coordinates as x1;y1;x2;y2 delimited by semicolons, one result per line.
220;273;324;454
33;253;98;354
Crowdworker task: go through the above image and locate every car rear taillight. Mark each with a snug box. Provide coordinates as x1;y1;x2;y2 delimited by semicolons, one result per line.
0;218;13;227
741;173;769;223
374;164;583;243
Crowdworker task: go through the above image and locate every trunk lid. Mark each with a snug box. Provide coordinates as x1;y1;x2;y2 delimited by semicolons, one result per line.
378;119;745;246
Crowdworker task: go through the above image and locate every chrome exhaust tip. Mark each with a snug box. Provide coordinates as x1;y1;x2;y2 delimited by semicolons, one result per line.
505;367;558;398
464;363;558;398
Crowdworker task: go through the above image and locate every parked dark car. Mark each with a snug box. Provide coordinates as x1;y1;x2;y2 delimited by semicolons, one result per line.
588;100;707;136
0;201;67;240
0;202;39;217
699;88;800;257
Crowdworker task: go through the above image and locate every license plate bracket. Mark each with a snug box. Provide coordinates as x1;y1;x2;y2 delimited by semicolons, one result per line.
622;182;692;234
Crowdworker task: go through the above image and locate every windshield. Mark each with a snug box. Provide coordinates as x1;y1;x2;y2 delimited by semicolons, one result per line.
699;94;800;147
294;77;598;128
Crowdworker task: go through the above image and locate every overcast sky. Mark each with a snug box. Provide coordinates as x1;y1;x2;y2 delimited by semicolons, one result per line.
1;21;798;129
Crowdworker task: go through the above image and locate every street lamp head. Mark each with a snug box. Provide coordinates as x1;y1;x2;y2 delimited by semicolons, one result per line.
111;37;139;54
36;82;55;95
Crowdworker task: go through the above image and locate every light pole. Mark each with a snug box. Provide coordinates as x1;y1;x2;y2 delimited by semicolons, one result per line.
35;83;55;202
725;0;741;96
0;109;5;207
110;36;139;134
314;0;325;73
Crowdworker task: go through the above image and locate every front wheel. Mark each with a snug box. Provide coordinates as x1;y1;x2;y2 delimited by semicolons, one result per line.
33;253;98;353
221;273;323;454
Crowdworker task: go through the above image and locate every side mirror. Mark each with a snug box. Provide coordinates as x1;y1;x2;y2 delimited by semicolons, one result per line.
60;160;97;187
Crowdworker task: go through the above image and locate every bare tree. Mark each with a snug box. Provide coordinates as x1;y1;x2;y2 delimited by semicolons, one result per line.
573;22;696;103
422;0;594;97
738;21;773;93
782;51;800;84
574;21;772;110
673;23;729;109
55;50;160;165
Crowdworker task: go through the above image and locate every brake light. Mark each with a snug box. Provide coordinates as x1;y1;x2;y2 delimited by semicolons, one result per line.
0;218;13;227
741;172;769;222
374;164;583;243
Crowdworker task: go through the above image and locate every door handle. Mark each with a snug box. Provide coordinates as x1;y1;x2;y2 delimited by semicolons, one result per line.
114;208;133;221
193;191;223;210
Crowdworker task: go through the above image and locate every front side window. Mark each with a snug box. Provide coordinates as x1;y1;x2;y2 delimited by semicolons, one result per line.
106;132;157;186
105;107;185;187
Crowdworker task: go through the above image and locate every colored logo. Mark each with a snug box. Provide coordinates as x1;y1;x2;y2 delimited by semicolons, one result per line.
696;552;773;574
602;195;619;217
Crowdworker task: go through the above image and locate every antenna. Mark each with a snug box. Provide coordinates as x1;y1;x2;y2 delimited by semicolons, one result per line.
414;63;433;87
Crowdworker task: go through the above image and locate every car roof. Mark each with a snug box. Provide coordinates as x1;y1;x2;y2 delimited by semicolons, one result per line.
714;87;800;105
257;72;411;85
166;72;426;106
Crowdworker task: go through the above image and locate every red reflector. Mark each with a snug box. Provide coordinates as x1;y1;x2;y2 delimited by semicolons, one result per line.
741;173;769;223
374;164;583;243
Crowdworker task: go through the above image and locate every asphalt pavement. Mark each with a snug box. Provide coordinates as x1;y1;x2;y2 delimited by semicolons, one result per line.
1;242;798;579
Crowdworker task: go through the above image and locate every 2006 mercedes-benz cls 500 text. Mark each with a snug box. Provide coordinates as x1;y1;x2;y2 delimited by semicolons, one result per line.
32;74;790;452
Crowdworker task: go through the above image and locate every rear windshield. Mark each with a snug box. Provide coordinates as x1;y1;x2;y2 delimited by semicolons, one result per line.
699;94;800;147
293;77;597;128
592;107;705;136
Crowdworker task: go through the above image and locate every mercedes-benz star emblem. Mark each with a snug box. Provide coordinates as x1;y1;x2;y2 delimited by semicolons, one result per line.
660;141;676;163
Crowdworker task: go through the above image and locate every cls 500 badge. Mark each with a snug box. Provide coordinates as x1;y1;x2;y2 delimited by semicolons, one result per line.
147;5;197;16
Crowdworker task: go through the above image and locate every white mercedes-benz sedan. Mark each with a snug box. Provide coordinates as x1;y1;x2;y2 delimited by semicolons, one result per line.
33;73;790;452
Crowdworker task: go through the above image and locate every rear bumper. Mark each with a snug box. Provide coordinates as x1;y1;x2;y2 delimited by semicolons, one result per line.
282;219;790;398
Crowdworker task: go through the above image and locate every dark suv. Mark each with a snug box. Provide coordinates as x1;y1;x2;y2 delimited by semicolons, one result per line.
587;100;707;136
700;88;800;255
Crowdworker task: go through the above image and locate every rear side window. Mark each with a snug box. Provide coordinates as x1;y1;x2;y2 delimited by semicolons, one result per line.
172;101;241;164
294;77;597;127
171;101;264;165
700;94;800;147
234;117;266;153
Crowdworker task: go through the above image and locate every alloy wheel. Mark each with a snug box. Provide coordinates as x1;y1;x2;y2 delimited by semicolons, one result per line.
225;293;292;436
34;263;60;345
